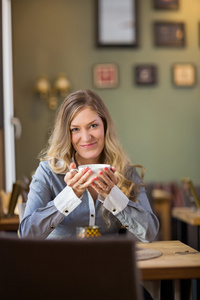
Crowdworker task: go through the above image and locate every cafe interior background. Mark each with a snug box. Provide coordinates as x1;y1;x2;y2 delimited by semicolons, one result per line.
0;0;200;240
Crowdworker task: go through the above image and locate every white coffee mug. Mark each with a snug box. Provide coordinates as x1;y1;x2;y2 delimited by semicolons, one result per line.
77;164;110;180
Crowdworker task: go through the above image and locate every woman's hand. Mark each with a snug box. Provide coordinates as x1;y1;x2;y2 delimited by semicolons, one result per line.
91;166;118;198
64;162;94;198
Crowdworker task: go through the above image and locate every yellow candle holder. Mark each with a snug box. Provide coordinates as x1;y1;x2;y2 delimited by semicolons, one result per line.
76;226;101;239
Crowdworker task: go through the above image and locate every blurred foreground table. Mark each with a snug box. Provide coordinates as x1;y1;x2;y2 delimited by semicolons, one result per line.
137;240;200;300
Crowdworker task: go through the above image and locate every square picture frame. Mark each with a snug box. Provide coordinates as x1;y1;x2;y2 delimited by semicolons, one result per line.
154;22;185;47
154;0;179;10
135;65;157;85
172;63;196;87
93;63;119;89
96;0;139;47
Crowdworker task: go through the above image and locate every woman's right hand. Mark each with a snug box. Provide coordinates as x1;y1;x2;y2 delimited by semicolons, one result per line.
64;162;94;198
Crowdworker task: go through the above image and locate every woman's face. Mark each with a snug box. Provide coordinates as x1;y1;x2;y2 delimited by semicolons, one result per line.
70;107;105;165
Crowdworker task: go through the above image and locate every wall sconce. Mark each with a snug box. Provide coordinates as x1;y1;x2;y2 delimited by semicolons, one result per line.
35;73;70;110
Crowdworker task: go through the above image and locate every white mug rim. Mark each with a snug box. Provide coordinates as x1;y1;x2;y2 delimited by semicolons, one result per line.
78;164;110;170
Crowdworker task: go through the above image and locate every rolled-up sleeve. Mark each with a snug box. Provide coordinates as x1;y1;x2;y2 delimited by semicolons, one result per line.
54;186;82;216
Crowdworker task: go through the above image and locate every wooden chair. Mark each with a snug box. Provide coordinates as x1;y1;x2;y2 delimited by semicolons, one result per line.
152;189;172;240
0;234;143;300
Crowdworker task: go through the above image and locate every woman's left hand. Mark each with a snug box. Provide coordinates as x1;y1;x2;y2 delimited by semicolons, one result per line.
91;166;118;198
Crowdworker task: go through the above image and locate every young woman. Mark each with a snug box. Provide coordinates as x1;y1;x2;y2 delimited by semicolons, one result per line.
19;89;159;241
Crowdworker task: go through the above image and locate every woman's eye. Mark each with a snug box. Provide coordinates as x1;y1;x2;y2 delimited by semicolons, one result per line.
90;124;98;128
71;128;79;132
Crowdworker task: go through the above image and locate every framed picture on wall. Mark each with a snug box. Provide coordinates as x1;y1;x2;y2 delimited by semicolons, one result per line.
172;63;196;87
93;63;119;89
154;22;185;47
154;0;179;10
135;65;157;85
96;0;139;47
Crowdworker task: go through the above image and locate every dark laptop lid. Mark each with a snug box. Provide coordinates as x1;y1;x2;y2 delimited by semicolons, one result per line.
0;234;143;300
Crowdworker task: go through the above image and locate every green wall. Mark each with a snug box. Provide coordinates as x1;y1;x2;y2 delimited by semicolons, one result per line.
12;0;200;184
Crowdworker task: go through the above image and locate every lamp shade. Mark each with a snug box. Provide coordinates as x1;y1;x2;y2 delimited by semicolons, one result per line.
35;76;51;99
54;73;70;95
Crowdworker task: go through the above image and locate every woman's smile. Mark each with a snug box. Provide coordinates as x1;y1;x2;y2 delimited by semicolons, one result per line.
80;142;97;148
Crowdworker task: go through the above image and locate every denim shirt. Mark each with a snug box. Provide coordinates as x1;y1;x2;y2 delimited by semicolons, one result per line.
19;161;159;241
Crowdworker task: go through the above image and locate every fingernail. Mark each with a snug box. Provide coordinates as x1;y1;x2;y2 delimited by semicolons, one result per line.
84;166;89;170
92;177;98;182
88;170;92;174
104;167;108;170
99;171;103;175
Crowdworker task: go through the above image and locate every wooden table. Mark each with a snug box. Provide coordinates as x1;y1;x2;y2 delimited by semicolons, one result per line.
172;207;200;251
137;240;200;300
0;215;19;231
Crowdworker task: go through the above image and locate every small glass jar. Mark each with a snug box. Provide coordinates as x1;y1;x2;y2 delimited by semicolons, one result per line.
76;226;101;239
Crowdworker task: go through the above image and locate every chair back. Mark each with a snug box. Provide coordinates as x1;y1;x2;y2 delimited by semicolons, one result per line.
18;202;26;221
0;234;143;300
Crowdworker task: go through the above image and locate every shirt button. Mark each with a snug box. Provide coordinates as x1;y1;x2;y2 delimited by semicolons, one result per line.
91;214;94;217
112;208;116;212
125;225;129;228
51;225;55;229
65;209;69;213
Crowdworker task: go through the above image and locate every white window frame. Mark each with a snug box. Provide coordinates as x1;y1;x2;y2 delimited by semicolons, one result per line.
2;0;15;192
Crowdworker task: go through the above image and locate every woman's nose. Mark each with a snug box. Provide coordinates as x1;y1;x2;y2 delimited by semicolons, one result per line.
81;129;91;141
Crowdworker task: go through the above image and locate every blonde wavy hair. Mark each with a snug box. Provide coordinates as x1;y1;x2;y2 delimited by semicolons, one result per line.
40;89;145;201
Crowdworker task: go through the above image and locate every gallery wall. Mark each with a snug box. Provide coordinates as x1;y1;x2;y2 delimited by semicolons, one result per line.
12;0;200;184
